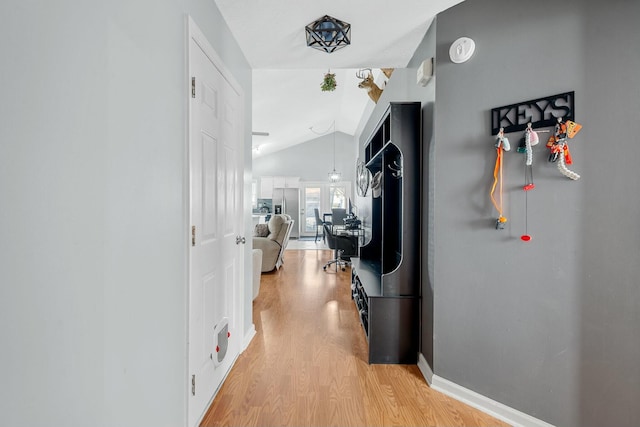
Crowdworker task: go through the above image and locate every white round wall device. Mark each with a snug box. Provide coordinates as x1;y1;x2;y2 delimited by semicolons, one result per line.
449;37;476;63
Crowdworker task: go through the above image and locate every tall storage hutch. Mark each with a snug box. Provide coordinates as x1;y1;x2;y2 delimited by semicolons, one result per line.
351;102;421;364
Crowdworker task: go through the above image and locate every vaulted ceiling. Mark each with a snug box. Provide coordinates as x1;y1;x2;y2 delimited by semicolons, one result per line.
213;0;464;156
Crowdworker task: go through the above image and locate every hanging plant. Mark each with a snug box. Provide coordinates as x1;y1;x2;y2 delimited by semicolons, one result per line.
320;71;337;92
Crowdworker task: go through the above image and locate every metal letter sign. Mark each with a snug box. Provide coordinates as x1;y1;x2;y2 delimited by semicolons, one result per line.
491;91;575;135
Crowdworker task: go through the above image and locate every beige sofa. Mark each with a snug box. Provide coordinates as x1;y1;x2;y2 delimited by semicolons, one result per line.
252;214;294;273
252;249;262;300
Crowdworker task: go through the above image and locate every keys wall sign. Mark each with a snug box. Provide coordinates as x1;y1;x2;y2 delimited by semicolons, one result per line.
491;91;575;135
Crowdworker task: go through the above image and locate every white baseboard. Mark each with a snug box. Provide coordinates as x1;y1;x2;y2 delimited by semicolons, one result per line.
417;352;434;385
430;375;555;427
242;324;256;351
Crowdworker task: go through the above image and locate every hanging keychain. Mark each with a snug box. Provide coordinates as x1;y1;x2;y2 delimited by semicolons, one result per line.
490;128;510;229
547;117;582;180
517;122;539;191
516;123;547;241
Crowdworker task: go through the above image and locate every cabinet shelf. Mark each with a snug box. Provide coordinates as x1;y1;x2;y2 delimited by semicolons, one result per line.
365;141;395;170
351;258;381;297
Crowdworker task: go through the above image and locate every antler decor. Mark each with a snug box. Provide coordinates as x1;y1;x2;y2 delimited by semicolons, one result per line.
356;68;382;103
356;68;395;104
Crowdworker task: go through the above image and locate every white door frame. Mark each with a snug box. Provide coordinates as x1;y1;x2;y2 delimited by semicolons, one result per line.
186;15;246;427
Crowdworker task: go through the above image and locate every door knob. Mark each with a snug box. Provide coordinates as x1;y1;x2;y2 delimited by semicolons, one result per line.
236;235;246;245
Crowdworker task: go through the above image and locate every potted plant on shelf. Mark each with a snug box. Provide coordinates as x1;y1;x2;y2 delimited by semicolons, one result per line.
321;71;337;91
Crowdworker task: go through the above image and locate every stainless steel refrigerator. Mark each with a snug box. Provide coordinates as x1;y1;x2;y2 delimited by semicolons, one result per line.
272;187;300;239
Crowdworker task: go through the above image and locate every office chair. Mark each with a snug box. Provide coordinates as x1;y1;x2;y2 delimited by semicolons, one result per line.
330;208;347;232
323;223;358;272
313;208;329;242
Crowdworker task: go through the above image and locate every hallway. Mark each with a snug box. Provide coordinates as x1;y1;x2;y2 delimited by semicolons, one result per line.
200;250;506;426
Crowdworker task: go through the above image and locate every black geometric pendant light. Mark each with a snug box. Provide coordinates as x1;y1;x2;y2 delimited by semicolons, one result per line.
305;15;351;53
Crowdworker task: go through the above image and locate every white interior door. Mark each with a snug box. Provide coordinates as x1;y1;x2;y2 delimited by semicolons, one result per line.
188;18;244;427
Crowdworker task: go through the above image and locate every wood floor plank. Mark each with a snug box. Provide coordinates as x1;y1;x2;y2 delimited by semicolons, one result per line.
200;249;509;427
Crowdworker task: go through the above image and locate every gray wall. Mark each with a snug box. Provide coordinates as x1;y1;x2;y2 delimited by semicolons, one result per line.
578;1;640;425
433;2;584;425
433;1;639;426
408;20;437;374
0;1;252;426
253;131;356;183
357;0;640;426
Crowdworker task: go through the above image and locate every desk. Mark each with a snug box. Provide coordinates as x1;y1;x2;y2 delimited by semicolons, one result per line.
334;227;365;246
324;213;363;243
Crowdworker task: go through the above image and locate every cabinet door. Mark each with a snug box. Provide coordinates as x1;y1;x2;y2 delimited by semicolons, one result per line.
259;176;273;198
285;176;300;188
368;297;419;364
272;176;286;188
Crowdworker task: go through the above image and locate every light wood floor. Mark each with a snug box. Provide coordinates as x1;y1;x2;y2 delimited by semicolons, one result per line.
200;249;508;427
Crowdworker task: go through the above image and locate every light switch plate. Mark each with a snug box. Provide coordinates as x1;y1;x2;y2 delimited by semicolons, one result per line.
417;57;433;86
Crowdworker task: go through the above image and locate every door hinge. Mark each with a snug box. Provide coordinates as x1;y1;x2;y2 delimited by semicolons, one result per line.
192;226;196;247
191;374;196;396
191;77;196;98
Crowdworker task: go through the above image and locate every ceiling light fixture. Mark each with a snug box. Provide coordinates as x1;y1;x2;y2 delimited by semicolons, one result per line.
305;15;351;54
